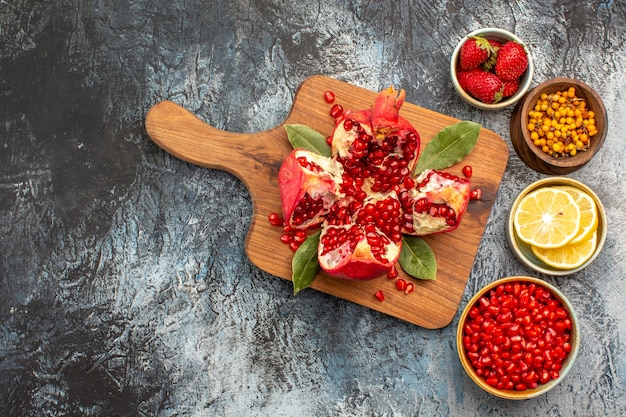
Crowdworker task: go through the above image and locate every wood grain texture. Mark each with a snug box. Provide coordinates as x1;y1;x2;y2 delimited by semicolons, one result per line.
146;75;509;328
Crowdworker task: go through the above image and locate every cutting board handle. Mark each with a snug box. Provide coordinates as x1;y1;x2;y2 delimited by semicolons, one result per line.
144;100;290;191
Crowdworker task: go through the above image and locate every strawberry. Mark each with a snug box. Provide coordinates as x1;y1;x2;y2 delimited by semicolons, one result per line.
502;78;519;97
495;41;528;81
456;68;484;92
458;35;496;70
462;69;504;104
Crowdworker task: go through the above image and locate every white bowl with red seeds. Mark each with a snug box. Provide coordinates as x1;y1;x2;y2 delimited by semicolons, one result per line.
456;276;579;400
450;28;534;110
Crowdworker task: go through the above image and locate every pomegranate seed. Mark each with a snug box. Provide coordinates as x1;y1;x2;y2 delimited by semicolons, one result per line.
326;136;333;146
289;241;300;252
324;90;335;103
403;177;415;189
268;212;283;226
470;188;482;200
374;290;385;302
404;282;414;295
329;103;343;118
395;278;407;291
387;266;399;279
462;165;473;178
292;231;307;244
280;234;292;244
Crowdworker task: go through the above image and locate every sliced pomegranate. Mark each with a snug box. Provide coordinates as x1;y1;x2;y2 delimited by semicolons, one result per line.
278;149;344;229
400;169;471;235
331;87;420;195
318;192;402;280
276;87;472;284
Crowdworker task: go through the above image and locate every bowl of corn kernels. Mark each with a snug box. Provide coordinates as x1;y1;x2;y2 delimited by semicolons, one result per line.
510;78;607;175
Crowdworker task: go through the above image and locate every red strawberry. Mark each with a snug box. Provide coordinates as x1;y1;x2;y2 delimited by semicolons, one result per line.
502;78;520;97
495;41;528;81
456;68;484;92
462;70;504;104
458;35;496;70
488;39;503;50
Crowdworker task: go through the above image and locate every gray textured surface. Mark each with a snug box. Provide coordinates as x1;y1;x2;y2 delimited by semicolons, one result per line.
1;1;625;416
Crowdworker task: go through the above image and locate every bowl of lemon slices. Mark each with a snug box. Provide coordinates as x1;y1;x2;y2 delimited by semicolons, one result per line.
507;177;607;275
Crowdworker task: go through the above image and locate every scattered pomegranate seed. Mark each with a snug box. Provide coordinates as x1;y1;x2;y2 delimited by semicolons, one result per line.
462;165;473;178
404;283;414;295
280;234;292;244
292;230;307;244
470;188;482;200
268;212;284;226
396;278;407;291
329;103;344;118
324;90;335;103
374;290;385;302
326;136;333;146
289;241;301;252
387;265;399;279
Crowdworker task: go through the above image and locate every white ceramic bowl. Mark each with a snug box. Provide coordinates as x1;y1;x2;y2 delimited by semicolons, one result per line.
506;177;607;275
450;28;534;110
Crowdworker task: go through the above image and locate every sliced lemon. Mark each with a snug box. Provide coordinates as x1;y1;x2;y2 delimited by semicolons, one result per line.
513;187;581;249
531;231;597;269
557;185;598;244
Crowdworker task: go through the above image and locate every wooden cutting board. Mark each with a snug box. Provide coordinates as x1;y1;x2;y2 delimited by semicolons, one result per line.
145;75;509;329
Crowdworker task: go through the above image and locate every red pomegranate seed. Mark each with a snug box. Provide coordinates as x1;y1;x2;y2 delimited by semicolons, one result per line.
462;165;473;178
268;212;284;226
324;90;335;103
387;266;399;279
470;188;482;200
329;103;344;118
404;283;414;295
289;241;300;252
374;290;385;302
292;230;307;244
395;278;407;291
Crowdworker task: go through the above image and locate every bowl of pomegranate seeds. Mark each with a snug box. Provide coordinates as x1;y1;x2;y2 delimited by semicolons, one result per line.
457;276;580;400
510;77;607;174
450;28;534;110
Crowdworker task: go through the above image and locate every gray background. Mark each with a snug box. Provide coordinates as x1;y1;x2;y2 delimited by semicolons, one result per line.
1;1;625;416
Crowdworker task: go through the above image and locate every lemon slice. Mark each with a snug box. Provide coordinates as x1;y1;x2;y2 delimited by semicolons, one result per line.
513;187;581;249
531;231;597;269
557;185;598;244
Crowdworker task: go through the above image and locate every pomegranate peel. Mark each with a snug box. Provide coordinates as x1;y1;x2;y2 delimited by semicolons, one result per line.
401;169;471;236
278;149;344;229
318;221;401;280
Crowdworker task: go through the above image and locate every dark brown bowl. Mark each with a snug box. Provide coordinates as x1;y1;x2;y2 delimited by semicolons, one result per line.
510;78;607;175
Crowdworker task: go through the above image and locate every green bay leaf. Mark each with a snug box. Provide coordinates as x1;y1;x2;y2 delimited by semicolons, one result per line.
292;230;321;295
285;124;331;157
399;235;437;280
413;121;481;175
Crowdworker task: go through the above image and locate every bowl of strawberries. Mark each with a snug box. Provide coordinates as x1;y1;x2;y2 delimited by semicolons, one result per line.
451;28;534;110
